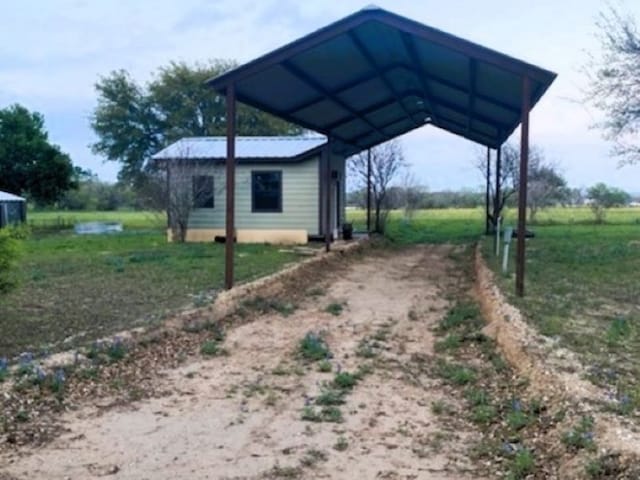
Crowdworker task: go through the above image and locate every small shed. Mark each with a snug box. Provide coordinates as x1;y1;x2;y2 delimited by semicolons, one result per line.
0;191;27;228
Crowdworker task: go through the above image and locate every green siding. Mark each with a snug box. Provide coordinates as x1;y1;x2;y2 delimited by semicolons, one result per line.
172;157;320;234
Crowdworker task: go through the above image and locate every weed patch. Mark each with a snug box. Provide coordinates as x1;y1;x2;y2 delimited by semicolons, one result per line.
325;303;343;316
333;436;348;451
563;416;596;451
298;332;331;362
301;406;343;423
332;371;359;390
434;359;476;386
437;302;481;333
507;449;535;480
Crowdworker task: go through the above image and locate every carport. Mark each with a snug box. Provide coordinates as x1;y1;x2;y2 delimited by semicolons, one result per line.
207;5;556;296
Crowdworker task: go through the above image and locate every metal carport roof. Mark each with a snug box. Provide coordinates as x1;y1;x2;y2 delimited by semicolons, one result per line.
207;5;556;155
206;5;557;296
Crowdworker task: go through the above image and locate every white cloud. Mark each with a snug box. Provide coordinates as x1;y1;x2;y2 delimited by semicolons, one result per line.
1;0;638;189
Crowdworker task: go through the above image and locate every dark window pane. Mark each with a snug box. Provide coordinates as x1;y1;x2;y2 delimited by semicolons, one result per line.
193;175;214;208
252;171;282;212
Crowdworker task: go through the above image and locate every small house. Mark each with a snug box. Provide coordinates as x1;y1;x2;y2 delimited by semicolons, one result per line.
0;190;26;228
152;136;346;244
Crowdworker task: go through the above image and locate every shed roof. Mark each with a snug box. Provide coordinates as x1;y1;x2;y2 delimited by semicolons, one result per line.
0;191;25;202
152;136;326;162
207;5;556;154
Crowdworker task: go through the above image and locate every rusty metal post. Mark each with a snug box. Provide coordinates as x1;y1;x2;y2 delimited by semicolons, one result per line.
324;142;331;252
495;145;502;224
224;83;236;290
494;145;502;252
366;148;372;233
516;76;531;297
485;147;491;234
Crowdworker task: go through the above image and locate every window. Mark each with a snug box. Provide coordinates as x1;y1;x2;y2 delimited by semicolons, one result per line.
193;175;214;208
252;171;282;213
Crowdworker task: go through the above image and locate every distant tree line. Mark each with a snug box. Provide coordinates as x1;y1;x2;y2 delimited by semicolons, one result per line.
347;187;486;210
55;171;137;211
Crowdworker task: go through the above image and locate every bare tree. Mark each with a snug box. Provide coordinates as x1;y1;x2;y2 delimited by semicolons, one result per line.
476;143;519;231
476;143;568;226
585;3;640;164
349;140;407;233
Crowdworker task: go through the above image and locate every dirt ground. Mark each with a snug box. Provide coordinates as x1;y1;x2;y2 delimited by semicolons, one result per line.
1;245;492;480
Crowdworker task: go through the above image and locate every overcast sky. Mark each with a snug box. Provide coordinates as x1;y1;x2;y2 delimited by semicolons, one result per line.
1;0;639;192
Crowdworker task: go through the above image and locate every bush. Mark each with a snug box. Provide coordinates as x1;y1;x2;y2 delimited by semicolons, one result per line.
0;226;27;293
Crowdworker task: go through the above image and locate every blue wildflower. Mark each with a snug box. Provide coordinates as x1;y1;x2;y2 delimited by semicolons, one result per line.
54;369;66;384
512;399;522;412
19;352;34;365
35;366;47;382
0;357;7;371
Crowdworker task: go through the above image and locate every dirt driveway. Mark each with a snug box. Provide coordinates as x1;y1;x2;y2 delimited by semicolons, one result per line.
2;245;485;479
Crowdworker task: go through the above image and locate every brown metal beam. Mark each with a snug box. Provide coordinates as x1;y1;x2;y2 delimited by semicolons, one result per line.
380;12;555;85
326;86;510;144
283;63;401;116
232;90;355;148
400;33;439;124
366;148;372;233
408;65;521;115
281;61;391;142
515;76;531;297
485;147;491;235
495;145;502;225
348;31;422;129
284;60;521;119
323;142;332;252
224;83;236;290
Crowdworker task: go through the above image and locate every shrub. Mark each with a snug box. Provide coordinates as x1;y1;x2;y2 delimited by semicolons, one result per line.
0;226;25;293
333;371;358;390
299;332;330;361
200;340;220;356
563;416;596;451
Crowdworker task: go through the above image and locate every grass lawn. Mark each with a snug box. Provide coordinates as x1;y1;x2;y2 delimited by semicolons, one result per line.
28;210;164;231
347;207;485;244
350;205;640;411
0;226;303;358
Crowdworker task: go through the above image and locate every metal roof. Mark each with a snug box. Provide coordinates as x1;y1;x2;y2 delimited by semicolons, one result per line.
152;136;326;161
0;191;25;202
207;6;557;154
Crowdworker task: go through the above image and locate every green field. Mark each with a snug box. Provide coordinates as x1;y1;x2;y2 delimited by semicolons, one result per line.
28;210;164;231
0;225;303;358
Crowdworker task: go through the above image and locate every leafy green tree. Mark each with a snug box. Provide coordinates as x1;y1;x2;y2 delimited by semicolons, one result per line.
585;5;640;164
0;104;76;205
587;182;631;223
91;60;302;187
58;170;135;211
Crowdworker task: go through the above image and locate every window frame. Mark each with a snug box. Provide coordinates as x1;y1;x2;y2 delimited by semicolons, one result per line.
192;175;214;209
251;170;283;213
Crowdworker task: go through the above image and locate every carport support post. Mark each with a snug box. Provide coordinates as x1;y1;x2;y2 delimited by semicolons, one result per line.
516;76;531;297
323;141;331;252
366;148;372;233
494;145;502;252
485;147;491;235
225;83;236;290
